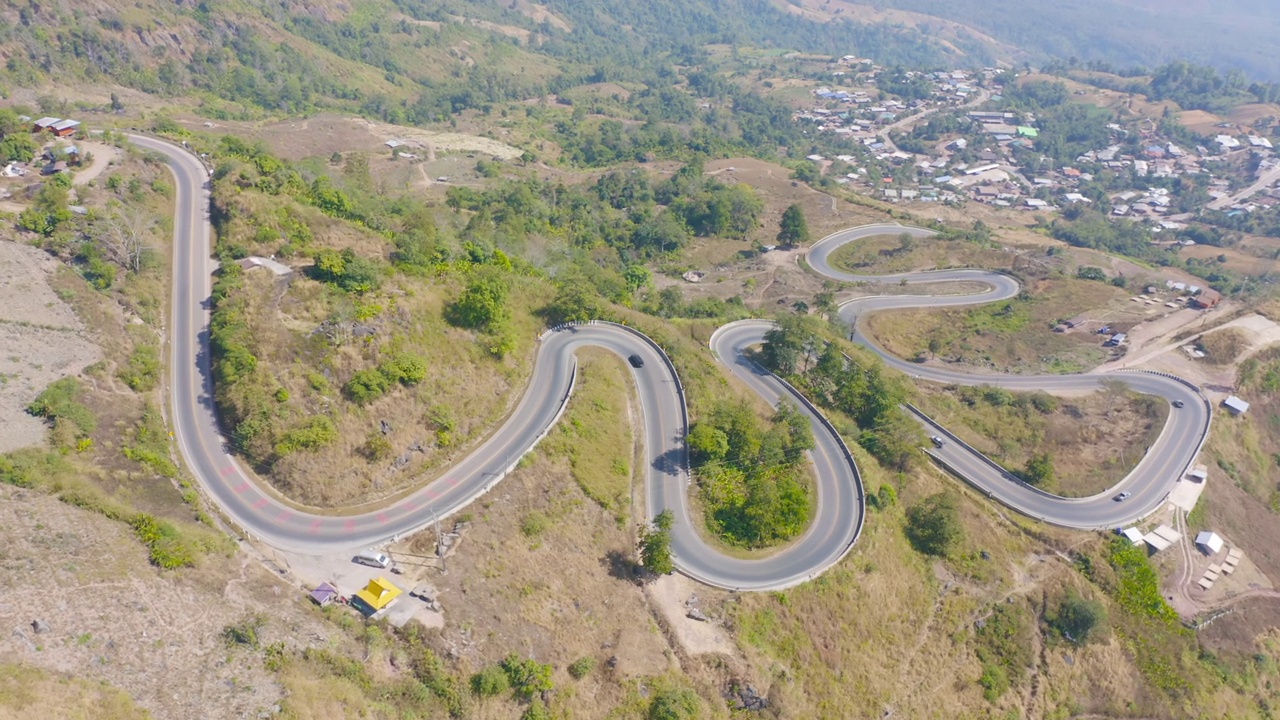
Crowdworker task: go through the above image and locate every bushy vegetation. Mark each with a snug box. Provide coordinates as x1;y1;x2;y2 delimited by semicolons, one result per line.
1046;589;1108;645
639;510;676;575
342;353;429;406
690;400;814;547
499;654;554;701
974;602;1033;701
118;344;162;392
760;315;924;470
905;492;964;557
27;377;96;445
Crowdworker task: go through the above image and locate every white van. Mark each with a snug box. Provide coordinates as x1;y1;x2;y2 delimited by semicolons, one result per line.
353;550;391;569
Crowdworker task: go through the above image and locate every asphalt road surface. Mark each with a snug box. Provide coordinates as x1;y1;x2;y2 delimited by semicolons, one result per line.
141;134;1209;592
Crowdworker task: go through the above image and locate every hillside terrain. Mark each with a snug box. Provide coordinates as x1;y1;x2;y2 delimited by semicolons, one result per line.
3;0;1280;718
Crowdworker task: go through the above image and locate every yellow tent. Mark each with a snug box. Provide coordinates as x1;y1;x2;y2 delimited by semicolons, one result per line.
354;576;402;612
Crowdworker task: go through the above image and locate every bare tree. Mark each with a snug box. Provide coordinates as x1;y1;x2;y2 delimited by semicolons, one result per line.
95;208;155;273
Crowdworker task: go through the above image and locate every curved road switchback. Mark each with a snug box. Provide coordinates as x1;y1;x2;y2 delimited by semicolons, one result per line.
139;135;863;591
808;224;1212;528
142;133;1209;593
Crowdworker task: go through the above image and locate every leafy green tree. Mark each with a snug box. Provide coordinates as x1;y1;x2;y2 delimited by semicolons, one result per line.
776;203;811;247
18;181;72;237
688;422;729;466
906;492;963;556
632;212;691;256
639;510;675;575
1048;590;1108;645
543;278;601;325
760;314;814;375
500;654;553;701
309;248;380;293
0;132;37;162
447;272;510;330
1019;452;1055;487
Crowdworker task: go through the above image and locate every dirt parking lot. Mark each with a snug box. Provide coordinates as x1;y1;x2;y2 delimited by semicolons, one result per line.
0;240;100;453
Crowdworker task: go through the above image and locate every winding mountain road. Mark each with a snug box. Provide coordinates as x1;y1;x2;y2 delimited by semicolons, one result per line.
140;135;1211;593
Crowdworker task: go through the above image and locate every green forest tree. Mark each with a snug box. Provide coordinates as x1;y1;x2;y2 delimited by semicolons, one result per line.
777;203;811;247
906;492;963;556
639;510;675;575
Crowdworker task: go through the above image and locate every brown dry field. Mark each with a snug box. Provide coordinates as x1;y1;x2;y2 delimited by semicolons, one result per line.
916;384;1168;498
1180;243;1279;276
1179;103;1280;134
827;232;1016;274
0;241;101;453
864;276;1130;375
180;113;524;163
0;484;331;720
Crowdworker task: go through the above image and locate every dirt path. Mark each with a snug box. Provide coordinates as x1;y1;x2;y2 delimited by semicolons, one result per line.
72;141;121;186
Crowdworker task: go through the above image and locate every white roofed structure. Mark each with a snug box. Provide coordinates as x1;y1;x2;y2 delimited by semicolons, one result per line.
1195;531;1224;555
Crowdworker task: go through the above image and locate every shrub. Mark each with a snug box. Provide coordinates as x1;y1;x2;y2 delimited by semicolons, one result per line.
470;665;509;697
521;511;549;538
905;492;963;557
222;614;265;648
360;432;393;462
119;345;162;392
129;513;195;569
648;688;701;720
500;654;554;701
275;415;338;455
1047;590;1108;645
522;701;551;720
344;368;392;405
27;377;96;439
568;657;596;679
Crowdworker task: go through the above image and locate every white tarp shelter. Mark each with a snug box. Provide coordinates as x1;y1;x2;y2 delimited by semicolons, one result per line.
1144;524;1181;552
1196;531;1225;555
1120;527;1144;546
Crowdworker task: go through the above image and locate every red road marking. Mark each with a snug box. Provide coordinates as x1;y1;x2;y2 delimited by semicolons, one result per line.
446;477;460;487
426;490;439;500
220;466;237;476
253;497;270;510
404;500;418;511
232;481;251;494
276;509;291;522
343;519;356;534
309;519;323;534
376;512;390;525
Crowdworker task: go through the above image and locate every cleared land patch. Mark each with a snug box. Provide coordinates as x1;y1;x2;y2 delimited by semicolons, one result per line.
0;240;100;453
865;277;1128;375
916;383;1169;498
827;232;1013;275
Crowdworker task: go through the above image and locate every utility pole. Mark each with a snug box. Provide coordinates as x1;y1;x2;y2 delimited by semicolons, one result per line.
429;507;446;574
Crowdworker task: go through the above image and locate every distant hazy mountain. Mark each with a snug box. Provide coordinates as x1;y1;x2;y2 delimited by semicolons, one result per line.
841;0;1279;79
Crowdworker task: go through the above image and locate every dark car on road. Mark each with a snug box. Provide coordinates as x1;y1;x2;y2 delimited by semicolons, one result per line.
1114;491;1132;502
628;354;644;368
1172;400;1185;408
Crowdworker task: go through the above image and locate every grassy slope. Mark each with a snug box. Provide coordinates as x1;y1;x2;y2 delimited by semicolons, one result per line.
0;665;150;720
915;384;1169;497
865;276;1125;375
